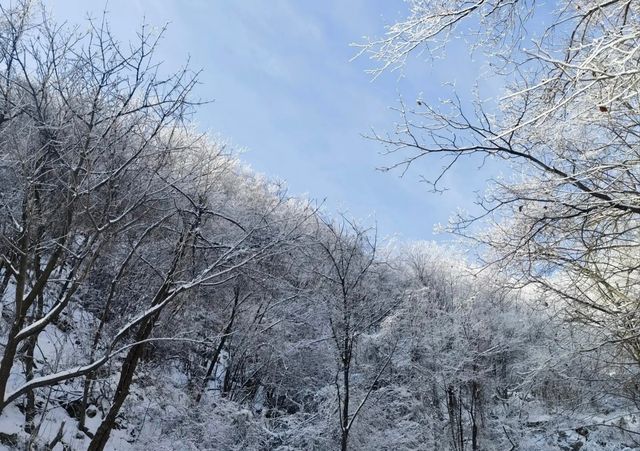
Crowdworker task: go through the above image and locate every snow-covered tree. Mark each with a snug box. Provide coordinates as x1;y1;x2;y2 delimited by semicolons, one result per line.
360;0;640;372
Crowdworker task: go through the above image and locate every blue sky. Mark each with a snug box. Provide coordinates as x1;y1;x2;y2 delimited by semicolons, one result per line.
48;0;497;241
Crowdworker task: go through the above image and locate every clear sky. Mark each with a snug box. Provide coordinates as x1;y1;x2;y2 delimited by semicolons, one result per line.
47;0;498;242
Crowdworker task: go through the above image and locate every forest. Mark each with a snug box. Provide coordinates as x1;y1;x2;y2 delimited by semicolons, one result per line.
0;0;640;450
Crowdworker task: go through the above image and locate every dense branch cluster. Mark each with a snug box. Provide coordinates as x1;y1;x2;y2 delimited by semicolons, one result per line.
361;0;640;372
0;1;638;450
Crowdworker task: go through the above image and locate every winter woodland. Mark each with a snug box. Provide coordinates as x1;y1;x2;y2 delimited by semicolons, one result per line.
1;1;640;450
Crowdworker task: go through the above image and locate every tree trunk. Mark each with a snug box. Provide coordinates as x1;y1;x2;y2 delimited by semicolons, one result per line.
0;266;11;321
340;334;351;451
0;243;63;413
87;311;158;451
0;238;29;411
195;289;239;403
341;429;349;451
22;335;37;433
